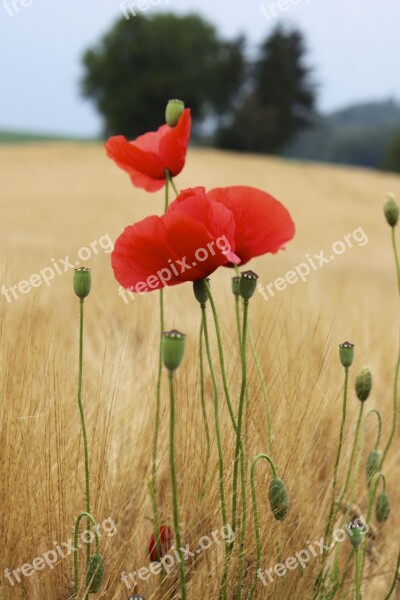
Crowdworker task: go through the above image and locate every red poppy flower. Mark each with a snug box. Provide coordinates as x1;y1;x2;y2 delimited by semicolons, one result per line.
112;187;240;293
206;186;295;265
105;109;191;193
148;525;173;562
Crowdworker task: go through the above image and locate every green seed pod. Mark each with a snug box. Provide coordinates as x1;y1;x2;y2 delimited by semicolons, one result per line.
384;193;399;227
365;449;381;486
165;99;185;127
162;330;186;371
355;367;372;402
231;276;241;298
86;553;104;593
193;278;210;305
348;524;363;548
268;477;289;521
240;270;259;301
339;341;354;368
376;492;391;523
73;267;91;299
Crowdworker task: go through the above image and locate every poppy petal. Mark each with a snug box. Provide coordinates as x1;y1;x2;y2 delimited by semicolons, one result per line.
207;186;295;265
105;135;166;191
159;109;192;176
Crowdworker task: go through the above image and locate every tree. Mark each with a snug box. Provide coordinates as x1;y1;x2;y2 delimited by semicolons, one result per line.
216;26;316;154
382;131;400;173
81;13;246;138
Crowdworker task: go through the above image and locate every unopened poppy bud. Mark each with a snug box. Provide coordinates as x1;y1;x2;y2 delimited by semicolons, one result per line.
376;492;391;523
165;99;185;127
162;330;186;371
240;270;259;301
366;449;381;486
339;342;354;368
384;193;399;227
348;523;363;548
86;553;104;593
193;278;210;306
73;267;91;299
355;367;372;402
268;477;289;521
231;276;241;298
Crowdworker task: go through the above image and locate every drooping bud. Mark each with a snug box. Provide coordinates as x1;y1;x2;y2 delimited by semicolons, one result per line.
384;193;399;228
165;99;185;127
73;267;91;299
268;477;289;521
365;449;381;486
376;492;391;523
231;276;241;298
355;367;372;402
193;278;210;306
347;522;363;548
86;553;104;593
339;342;354;368
162;330;186;371
240;270;259;301
149;525;173;562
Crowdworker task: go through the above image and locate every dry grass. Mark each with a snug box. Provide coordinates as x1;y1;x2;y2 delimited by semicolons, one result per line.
0;144;399;600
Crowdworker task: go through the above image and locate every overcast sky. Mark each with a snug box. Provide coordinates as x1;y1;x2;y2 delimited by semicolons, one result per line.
0;0;399;135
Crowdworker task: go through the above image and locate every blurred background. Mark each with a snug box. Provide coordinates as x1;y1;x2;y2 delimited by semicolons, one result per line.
1;0;400;171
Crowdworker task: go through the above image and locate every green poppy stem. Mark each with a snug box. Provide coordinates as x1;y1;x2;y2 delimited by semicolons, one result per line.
166;169;179;197
384;549;400;600
337;401;364;509
248;454;278;600
233;298;249;600
381;227;400;464
77;298;91;567
201;304;227;527
354;548;361;600
150;176;170;564
168;370;187;600
325;366;350;546
199;319;211;496
73;511;100;600
204;282;245;600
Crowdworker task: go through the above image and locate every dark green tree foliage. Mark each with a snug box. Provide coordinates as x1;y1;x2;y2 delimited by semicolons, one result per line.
81;13;245;138
216;26;316;153
383;131;400;172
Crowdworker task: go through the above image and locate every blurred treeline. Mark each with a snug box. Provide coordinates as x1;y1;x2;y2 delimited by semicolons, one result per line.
81;12;400;172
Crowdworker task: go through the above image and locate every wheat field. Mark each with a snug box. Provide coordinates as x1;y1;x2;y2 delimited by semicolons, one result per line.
0;143;399;600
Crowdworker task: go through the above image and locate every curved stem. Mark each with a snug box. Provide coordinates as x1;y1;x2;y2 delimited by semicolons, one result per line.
168;370;187;600
73;511;100;600
360;472;384;578
384;549;400;600
77;299;91;566
324;367;349;546
201;305;227;527
381;325;400;466
382;227;400;463
248;454;279;600
234;299;249;600
364;408;382;450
